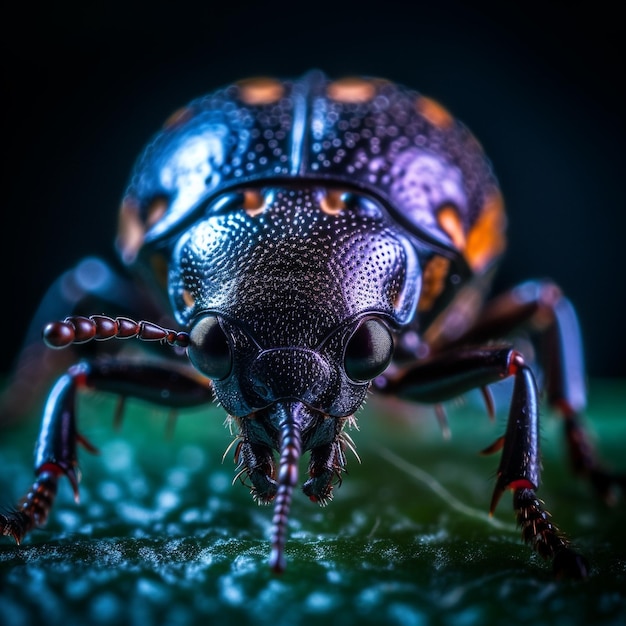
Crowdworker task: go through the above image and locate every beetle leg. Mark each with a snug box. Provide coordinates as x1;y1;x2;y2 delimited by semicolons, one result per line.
438;279;624;503
501;363;588;579
377;346;588;578
0;358;213;544
379;345;523;404
1;365;88;544
0;471;61;544
437;280;585;407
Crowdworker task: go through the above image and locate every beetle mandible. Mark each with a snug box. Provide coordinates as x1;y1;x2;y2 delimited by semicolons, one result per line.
1;71;622;576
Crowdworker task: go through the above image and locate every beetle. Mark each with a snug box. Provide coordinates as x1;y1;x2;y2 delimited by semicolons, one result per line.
0;71;621;577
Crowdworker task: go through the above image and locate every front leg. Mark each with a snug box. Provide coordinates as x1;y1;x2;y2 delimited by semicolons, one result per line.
0;358;213;544
441;280;623;502
377;346;588;578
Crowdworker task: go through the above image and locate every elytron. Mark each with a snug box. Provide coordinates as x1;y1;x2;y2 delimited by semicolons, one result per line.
1;71;621;576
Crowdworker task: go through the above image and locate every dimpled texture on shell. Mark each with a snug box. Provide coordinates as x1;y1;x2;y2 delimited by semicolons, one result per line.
125;71;500;255
169;188;419;329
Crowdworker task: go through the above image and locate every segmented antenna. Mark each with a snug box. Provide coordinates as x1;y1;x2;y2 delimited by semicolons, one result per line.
42;315;190;349
269;403;303;573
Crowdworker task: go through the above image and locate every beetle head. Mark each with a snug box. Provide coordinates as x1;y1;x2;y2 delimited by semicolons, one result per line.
171;186;421;410
169;186;421;570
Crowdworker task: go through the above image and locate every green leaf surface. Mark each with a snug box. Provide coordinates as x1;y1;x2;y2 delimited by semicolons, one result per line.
1;380;624;626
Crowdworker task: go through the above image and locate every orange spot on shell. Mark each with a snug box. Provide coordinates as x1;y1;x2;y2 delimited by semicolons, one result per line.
182;289;195;308
146;197;168;227
418;255;451;312
237;77;285;105
416;96;454;129
437;205;466;250
327;77;376;103
243;190;266;217
320;190;346;215
117;196;145;264
465;192;507;271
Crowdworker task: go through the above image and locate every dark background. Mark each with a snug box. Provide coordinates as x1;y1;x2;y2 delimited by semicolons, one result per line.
1;2;624;377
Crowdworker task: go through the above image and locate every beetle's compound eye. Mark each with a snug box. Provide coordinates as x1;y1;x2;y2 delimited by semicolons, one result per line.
188;315;232;380
344;319;394;381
